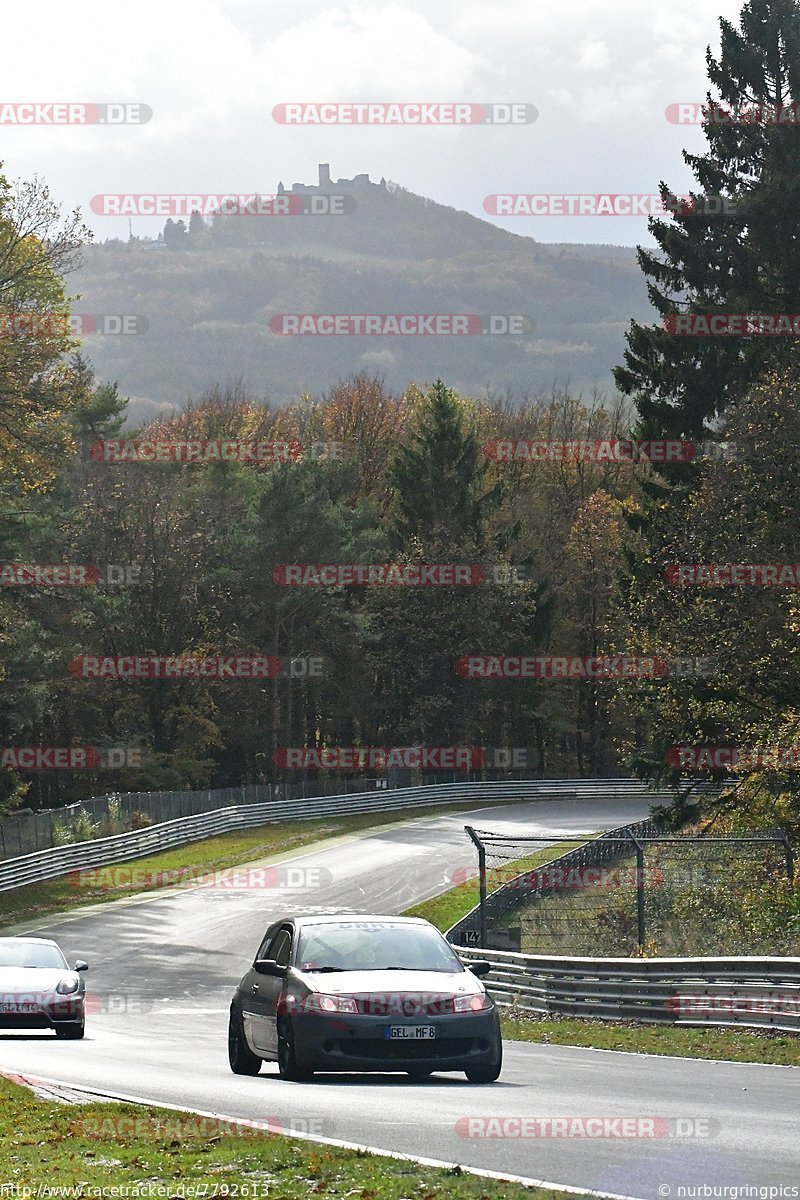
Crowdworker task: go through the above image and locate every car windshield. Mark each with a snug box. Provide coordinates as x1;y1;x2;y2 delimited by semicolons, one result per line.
0;941;67;969
296;922;464;973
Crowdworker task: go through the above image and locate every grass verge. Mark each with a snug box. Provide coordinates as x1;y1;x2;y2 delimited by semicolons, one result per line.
0;801;482;931
0;1074;593;1197
500;1011;800;1067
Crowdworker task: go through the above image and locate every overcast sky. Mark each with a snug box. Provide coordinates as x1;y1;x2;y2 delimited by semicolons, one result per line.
1;0;746;246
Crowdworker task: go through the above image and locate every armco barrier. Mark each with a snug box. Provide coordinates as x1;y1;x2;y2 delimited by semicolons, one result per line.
455;945;800;1033
0;778;675;893
0;774;702;858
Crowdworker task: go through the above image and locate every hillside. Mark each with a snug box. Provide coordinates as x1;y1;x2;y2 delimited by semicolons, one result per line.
70;166;654;423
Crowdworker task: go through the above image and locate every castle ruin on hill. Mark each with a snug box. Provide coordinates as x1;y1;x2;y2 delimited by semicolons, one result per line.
277;164;390;195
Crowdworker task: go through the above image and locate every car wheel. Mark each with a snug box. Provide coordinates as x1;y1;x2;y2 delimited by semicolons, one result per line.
277;1019;314;1081
465;1057;502;1084
228;1008;262;1076
55;1022;84;1040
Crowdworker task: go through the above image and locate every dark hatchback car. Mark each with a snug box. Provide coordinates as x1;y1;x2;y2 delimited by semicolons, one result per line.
228;914;502;1082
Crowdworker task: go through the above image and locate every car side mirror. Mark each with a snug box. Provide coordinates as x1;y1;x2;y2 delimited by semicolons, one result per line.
74;961;89;972
467;960;492;977
254;958;285;977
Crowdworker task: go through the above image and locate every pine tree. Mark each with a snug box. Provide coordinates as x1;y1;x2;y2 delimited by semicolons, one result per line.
388;378;501;550
614;0;800;440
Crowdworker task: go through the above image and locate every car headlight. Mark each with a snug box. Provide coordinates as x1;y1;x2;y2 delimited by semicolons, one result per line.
56;976;80;995
307;994;358;1014
454;993;491;1013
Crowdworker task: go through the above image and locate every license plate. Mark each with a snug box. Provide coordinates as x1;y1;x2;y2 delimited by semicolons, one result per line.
386;1025;435;1040
1;1003;37;1013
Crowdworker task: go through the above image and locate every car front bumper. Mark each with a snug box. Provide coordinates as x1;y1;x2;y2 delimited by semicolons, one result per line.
0;995;84;1031
290;1008;501;1072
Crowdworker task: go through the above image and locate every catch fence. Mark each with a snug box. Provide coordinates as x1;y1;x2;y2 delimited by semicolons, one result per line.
451;822;795;956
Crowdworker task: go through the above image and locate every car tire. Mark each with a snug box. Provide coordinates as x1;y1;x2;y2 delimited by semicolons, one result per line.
55;1022;84;1040
465;1056;502;1084
277;1019;314;1081
228;1008;262;1076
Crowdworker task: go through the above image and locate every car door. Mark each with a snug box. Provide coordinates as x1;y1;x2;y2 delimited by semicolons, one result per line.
248;926;293;1057
241;923;279;1055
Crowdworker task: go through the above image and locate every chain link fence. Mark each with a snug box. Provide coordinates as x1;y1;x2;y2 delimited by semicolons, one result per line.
454;824;796;957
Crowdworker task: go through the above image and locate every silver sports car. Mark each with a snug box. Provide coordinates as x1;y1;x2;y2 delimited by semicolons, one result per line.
0;936;88;1039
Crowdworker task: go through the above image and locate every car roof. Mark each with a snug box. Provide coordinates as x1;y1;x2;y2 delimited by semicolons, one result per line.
0;936;59;945
286;914;430;928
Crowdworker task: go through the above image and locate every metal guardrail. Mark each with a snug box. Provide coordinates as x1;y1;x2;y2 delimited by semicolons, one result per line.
0;774;689;859
455;945;800;1032
0;778;669;894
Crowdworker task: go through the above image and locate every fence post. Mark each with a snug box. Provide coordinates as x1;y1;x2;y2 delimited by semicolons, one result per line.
626;833;646;952
465;826;487;948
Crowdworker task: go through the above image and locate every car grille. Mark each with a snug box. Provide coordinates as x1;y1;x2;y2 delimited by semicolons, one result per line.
0;1012;51;1029
340;1037;481;1060
355;995;455;1016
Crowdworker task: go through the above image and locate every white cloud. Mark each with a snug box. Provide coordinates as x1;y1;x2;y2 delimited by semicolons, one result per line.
576;39;610;70
0;0;750;245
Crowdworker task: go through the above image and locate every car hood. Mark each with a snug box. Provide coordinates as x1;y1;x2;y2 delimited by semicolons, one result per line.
0;967;73;994
298;968;484;996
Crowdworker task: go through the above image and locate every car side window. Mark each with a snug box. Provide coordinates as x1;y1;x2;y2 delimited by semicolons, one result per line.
269;929;292;967
256;925;279;961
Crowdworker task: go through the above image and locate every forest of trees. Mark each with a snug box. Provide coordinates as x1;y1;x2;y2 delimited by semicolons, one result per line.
2;0;800;847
